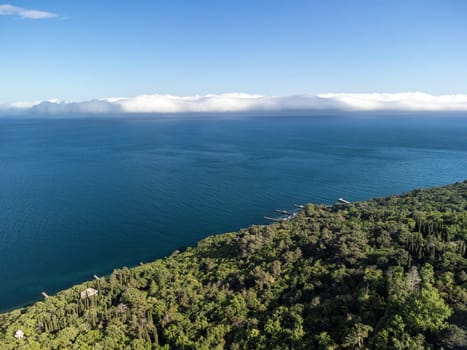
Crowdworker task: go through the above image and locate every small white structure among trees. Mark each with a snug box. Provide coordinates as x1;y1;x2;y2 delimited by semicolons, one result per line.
80;287;98;299
14;330;24;339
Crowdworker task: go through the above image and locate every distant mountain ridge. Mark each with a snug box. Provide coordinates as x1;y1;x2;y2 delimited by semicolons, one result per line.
0;181;465;349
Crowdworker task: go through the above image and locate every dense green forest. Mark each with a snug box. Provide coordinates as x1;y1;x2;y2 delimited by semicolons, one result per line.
0;181;466;349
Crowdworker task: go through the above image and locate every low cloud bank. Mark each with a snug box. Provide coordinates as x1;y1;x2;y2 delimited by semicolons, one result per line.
2;92;467;116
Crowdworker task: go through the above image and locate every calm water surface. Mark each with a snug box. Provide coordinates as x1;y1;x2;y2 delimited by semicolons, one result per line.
0;116;466;311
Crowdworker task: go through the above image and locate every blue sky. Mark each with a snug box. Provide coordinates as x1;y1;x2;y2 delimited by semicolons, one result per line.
1;0;467;105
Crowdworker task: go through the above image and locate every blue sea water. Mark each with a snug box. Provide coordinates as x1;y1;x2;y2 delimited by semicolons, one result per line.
0;115;466;311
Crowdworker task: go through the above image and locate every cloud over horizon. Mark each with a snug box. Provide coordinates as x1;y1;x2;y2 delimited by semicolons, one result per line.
0;4;58;19
2;92;467;116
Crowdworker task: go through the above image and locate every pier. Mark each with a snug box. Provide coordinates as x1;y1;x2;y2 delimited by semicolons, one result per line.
337;198;351;204
264;208;299;222
275;209;290;215
264;216;287;222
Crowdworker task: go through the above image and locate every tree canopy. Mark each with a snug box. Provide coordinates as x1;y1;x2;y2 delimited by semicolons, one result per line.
0;181;466;349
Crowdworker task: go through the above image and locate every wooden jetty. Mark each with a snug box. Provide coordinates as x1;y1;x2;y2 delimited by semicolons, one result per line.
338;198;351;204
275;209;290;215
265;211;298;222
264;216;286;222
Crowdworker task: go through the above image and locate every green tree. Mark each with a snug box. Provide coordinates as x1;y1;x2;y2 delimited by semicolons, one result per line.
342;323;373;349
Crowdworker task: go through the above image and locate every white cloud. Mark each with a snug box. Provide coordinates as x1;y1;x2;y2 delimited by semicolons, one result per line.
104;93;375;114
0;4;58;19
317;92;467;111
2;92;467;115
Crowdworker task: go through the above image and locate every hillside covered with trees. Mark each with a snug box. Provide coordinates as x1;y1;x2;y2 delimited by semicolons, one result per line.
0;181;466;349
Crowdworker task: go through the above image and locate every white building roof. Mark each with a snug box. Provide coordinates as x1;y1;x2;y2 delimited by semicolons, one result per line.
80;287;98;299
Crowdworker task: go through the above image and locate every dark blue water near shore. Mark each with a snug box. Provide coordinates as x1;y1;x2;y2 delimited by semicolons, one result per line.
0;115;466;311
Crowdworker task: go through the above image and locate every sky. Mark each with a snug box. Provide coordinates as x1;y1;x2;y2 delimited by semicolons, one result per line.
1;0;467;113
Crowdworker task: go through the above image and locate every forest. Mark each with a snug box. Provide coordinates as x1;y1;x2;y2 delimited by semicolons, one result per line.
0;181;465;349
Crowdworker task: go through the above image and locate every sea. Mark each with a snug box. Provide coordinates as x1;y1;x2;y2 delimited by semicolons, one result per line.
0;115;466;311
